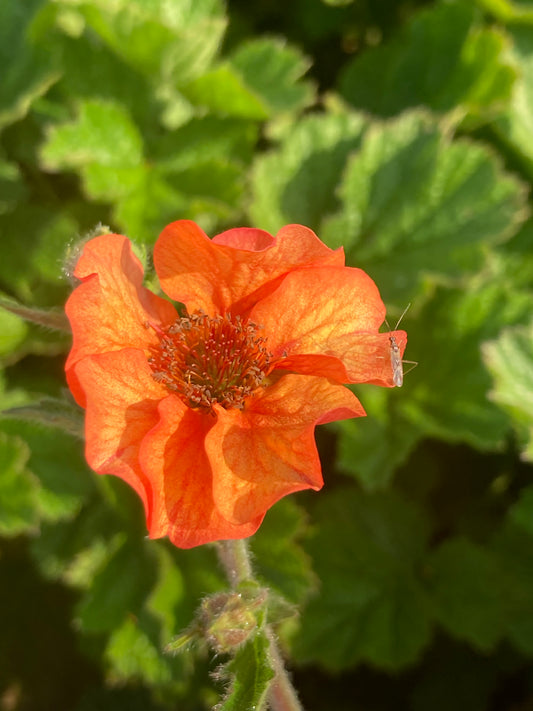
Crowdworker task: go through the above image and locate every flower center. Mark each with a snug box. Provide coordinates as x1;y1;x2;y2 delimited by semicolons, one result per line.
148;311;273;413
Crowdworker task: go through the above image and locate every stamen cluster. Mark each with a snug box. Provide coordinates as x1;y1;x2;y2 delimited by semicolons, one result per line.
148;311;273;413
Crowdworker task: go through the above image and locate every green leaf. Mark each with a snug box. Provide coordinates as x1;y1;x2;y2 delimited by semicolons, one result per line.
401;277;532;449
426;537;511;651
0;307;28;357
182;63;268;119
55;0;226;85
0;206;80;301
491;511;533;655
293;488;431;670
478;0;533;24
76;535;157;633
41;99;143;174
147;546;186;635
0;159;27;213
322;112;527;305
0;0;60;130
152;116;258;172
336;387;422;491
483;323;533;460
251;499;316;605
249;111;368;234
217;628;275;711
29;503;120;582
340;2;515;120
0;419;93;521
493;26;533;183
0;431;39;536
230;38;315;116
105;612;174;685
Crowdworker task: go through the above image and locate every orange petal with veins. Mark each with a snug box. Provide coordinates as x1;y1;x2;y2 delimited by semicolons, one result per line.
153;220;344;315
65;234;177;405
206;374;365;525
73;349;167;521
250;265;402;385
139;396;264;548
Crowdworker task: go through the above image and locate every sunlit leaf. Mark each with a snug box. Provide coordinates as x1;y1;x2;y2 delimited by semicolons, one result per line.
249;111;368;233
230;38;315;115
483;322;533;460
323;112;528;305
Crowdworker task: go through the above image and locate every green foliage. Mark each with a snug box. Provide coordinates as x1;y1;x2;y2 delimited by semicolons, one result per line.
340;2;515;121
216;633;275;711
293;489;432;670
3;0;533;708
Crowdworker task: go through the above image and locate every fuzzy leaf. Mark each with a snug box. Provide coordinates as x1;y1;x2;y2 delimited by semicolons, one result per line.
249;111;368;233
217;628;275;711
55;0;226;84
182;64;268;119
322;112;528;305
230;38;315;115
41;99;143;175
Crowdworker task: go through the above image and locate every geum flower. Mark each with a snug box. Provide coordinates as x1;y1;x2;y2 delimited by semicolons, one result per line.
65;220;406;548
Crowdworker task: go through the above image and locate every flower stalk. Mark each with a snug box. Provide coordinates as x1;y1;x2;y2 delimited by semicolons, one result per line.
216;538;305;711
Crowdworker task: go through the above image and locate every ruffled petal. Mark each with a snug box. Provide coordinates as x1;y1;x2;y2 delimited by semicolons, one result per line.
206;374;364;525
153;220;344;315
139;396;263;548
65;234;177;405
250;264;404;386
73;349;167;521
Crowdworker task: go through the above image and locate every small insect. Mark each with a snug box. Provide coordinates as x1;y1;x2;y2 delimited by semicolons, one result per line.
384;303;416;388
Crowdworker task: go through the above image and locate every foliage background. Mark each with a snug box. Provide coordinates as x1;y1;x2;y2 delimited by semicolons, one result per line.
2;0;533;709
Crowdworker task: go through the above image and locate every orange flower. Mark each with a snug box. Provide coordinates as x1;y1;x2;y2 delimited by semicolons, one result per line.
65;220;406;548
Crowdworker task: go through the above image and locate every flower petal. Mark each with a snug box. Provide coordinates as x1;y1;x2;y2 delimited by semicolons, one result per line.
65;234;177;405
250;265;404;385
206;374;364;525
139;396;264;548
73;349;167;521
153;220;344;315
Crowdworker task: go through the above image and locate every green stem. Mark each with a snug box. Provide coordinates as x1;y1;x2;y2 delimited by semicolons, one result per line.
216;538;305;711
216;538;253;586
265;626;305;711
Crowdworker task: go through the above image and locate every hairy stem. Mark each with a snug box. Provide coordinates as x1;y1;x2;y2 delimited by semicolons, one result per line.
216;538;305;711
